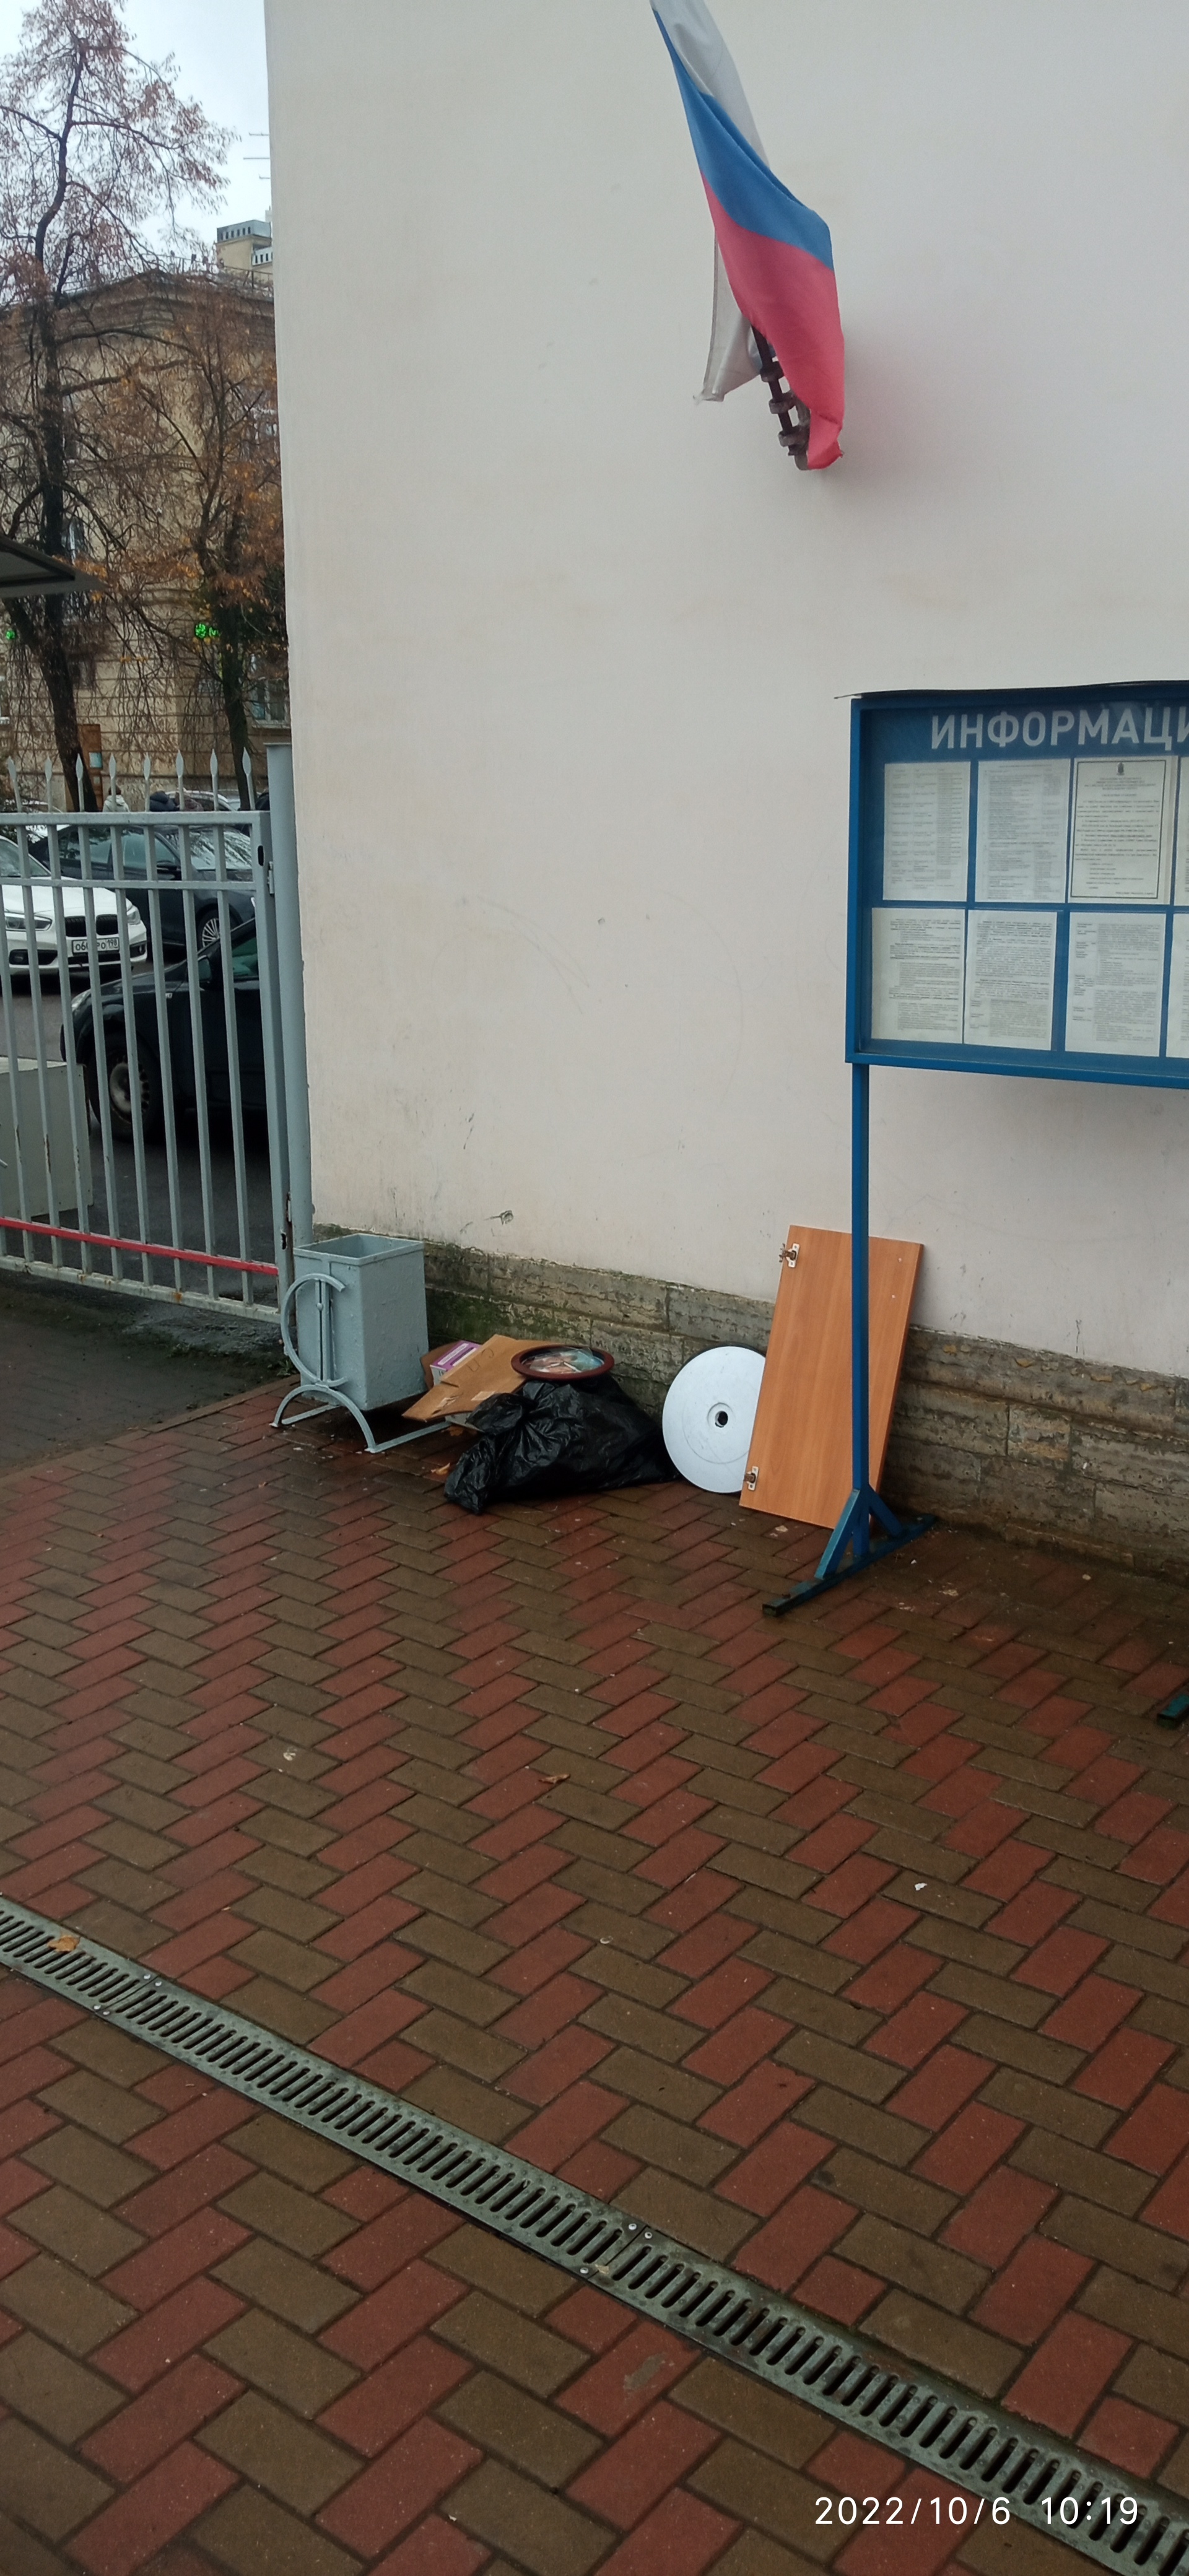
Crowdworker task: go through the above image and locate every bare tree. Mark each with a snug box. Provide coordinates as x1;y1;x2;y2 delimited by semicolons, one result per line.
0;0;227;804
185;280;286;806
121;272;285;804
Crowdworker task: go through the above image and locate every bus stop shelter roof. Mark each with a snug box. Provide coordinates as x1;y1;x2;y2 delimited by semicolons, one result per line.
0;537;98;599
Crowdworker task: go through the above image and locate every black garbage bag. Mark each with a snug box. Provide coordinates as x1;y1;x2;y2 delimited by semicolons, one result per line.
443;1376;676;1516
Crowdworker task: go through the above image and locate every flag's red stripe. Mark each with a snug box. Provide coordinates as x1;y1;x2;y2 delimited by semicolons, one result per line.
703;185;845;469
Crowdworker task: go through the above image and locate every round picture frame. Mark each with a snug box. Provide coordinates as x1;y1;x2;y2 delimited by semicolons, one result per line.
511;1344;615;1385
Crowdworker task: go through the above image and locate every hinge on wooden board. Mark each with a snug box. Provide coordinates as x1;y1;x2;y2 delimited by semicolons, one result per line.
745;1467;759;1491
778;1242;799;1269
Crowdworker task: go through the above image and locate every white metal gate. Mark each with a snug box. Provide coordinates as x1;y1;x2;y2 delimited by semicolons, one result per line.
0;742;310;1314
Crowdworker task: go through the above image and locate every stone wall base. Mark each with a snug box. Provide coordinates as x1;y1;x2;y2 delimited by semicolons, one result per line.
393;1238;1189;1578
886;1332;1189;1578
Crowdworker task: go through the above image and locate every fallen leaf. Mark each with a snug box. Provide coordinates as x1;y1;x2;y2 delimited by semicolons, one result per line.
538;1772;570;1786
49;1933;79;1954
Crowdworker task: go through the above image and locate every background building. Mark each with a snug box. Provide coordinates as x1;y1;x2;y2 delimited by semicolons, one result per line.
263;0;1189;1557
217;215;275;289
0;252;287;804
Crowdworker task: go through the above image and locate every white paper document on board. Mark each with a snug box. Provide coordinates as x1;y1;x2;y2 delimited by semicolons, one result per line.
1070;757;1175;903
1065;912;1166;1055
974;761;1069;903
964;910;1057;1050
882;764;970;900
1165;916;1189;1056
871;908;965;1043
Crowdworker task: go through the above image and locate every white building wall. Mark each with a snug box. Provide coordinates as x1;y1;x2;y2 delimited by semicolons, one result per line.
264;0;1189;1377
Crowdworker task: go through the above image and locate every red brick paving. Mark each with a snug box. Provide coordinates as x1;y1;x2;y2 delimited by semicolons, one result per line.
0;1973;1063;2576
3;1383;1189;2559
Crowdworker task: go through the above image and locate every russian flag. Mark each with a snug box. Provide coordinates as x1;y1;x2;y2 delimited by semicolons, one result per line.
653;2;844;470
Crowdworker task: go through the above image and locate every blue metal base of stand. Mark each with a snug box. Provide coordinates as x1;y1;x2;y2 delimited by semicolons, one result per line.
762;1060;935;1616
764;1484;936;1617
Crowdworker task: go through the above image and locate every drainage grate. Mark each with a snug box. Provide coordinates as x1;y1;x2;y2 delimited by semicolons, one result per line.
2;1893;1186;2574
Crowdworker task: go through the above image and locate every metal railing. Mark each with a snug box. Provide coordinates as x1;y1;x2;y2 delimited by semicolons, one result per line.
0;747;297;1311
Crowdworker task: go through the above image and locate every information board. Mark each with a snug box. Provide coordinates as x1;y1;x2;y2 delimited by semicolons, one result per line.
848;685;1189;1087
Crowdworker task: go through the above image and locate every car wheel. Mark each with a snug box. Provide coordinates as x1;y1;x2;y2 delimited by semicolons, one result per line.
84;1037;165;1142
198;910;222;955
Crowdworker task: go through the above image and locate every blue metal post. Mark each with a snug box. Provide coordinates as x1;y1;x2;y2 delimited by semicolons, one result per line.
764;689;935;1616
851;1058;870;1536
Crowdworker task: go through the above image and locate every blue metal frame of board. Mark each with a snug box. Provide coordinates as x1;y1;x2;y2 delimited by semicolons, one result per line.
847;684;1189;1089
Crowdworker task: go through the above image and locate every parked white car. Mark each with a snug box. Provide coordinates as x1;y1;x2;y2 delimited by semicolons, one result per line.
0;838;147;977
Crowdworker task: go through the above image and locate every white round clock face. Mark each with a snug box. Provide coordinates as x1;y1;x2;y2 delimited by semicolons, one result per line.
661;1346;765;1492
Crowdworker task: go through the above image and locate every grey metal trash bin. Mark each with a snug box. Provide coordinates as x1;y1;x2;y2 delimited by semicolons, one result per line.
1;1058;92;1219
275;1234;431;1453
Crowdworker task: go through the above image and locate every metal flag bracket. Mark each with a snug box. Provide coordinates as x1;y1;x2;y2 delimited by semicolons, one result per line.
752;330;810;467
764;1061;935;1616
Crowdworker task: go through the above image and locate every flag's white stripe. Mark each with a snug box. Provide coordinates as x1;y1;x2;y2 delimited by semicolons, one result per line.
651;0;764;398
701;244;757;400
651;0;766;157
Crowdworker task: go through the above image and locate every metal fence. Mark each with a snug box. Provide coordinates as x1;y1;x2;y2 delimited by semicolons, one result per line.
0;746;305;1314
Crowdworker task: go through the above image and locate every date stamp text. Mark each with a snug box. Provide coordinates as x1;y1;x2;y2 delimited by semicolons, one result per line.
816;2492;1143;2530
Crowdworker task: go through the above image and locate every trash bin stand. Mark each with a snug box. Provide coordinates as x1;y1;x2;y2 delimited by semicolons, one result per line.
272;1235;452;1457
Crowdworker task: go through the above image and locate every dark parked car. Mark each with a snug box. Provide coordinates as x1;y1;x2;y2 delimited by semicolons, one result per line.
64;920;266;1138
51;822;256;958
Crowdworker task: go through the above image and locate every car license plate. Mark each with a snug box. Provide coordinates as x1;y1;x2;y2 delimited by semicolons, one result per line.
69;935;120;955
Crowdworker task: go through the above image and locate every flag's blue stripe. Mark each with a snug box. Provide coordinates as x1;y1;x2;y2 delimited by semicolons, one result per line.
658;23;834;273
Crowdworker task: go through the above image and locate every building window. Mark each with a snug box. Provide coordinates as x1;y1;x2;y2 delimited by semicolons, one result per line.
248;672;289;726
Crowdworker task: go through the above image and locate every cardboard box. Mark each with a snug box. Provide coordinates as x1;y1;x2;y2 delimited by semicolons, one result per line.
403;1335;538;1422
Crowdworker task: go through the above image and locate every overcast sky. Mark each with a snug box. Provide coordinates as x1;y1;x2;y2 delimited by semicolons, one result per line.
0;0;271;238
